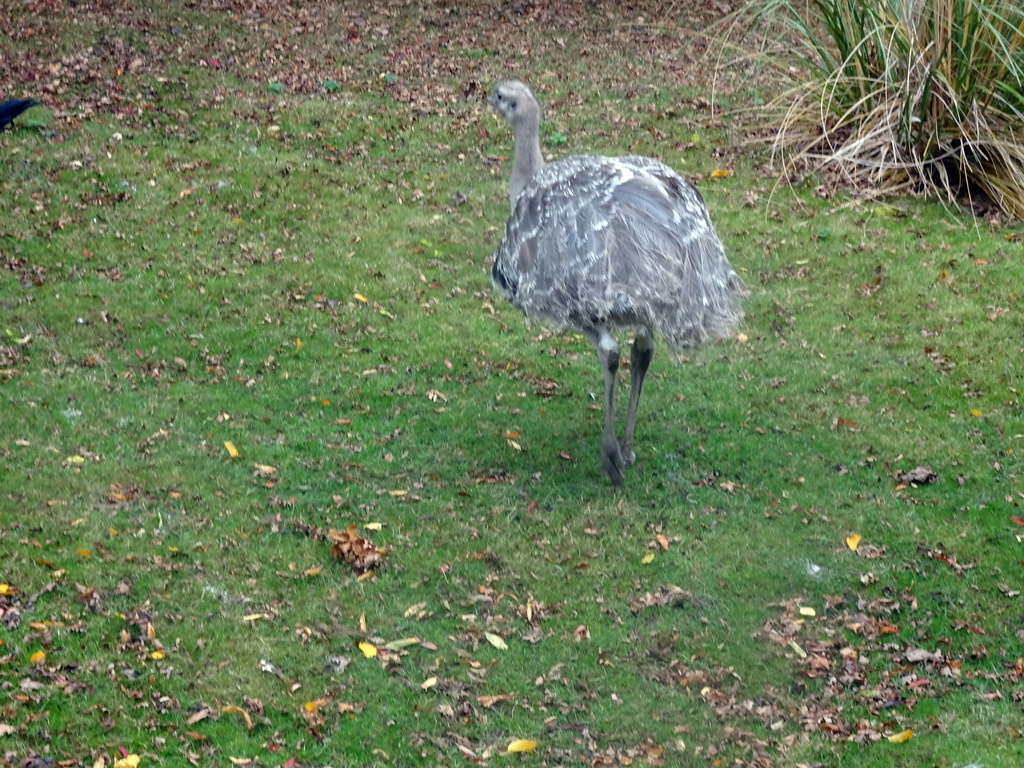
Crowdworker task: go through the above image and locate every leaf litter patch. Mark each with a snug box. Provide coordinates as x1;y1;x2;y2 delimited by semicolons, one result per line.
641;550;1021;766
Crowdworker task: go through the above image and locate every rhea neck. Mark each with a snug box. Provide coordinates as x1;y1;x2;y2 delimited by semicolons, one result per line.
509;108;544;210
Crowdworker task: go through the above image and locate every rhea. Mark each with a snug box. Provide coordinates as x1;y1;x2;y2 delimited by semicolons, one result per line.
489;80;746;486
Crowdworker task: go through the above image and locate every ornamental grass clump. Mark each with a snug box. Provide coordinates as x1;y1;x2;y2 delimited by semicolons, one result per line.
748;0;1024;216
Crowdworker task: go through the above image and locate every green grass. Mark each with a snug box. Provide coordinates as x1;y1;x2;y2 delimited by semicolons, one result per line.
2;2;1024;767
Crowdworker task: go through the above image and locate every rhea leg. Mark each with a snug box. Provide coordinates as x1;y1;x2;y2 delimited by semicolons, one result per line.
621;330;655;465
585;327;625;486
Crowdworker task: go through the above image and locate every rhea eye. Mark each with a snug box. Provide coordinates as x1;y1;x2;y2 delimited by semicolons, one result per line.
509;99;517;109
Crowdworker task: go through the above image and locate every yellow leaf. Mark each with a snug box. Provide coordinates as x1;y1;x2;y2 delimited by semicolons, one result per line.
354;293;368;303
421;676;437;689
641;551;655;564
113;757;140;768
507;739;538;753
303;565;321;577
887;729;913;744
846;534;862;551
224;441;239;458
30;650;46;664
78;548;91;558
485;632;508;650
0;584;16;596
109;527;119;536
358;641;378;658
971;409;981;417
221;705;254;729
295;338;303;350
383;637;420;651
150;650;165;660
711;169;732;178
67;455;86;464
242;613;268;622
227;759;253;766
304;699;327;712
365;522;384;531
799;606;816;617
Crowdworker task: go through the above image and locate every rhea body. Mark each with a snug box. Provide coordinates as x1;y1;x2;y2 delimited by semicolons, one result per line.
489;80;746;486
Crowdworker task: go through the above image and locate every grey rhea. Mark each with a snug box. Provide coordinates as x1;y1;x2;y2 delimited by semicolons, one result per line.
489;79;748;486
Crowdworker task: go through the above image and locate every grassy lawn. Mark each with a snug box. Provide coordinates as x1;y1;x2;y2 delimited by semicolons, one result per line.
2;1;1022;766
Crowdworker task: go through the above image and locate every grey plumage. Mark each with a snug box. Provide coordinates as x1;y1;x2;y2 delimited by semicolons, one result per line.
489;80;747;486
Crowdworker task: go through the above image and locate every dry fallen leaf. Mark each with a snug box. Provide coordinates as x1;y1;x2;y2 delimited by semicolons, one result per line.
186;708;211;725
477;694;513;708
485;632;508;650
221;705;254;729
404;601;427;618
328;524;386;574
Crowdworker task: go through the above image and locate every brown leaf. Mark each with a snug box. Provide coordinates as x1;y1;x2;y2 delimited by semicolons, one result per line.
328;524;386;573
